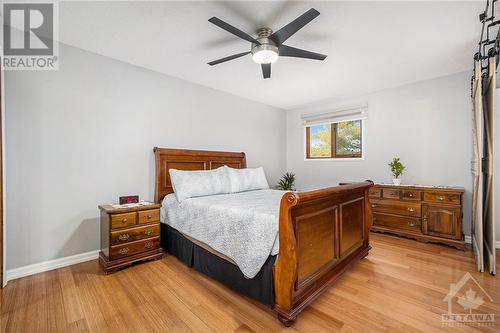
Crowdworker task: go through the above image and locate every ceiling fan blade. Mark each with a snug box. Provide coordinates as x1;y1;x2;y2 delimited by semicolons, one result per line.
279;45;327;60
208;51;251;66
208;17;260;45
261;63;271;79
269;8;320;45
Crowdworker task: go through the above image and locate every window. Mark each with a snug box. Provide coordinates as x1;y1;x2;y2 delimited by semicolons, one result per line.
306;120;363;159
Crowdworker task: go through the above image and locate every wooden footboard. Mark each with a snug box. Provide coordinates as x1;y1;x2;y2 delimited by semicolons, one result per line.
273;181;374;326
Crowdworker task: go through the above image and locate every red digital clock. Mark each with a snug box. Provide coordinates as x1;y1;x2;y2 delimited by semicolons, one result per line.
119;195;139;205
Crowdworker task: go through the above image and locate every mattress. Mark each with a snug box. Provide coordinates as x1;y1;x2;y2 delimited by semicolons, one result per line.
160;189;285;278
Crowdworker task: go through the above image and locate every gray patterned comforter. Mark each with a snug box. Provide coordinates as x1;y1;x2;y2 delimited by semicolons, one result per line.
160;189;285;278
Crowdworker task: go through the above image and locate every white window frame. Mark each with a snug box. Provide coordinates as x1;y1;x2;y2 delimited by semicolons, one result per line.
302;105;367;161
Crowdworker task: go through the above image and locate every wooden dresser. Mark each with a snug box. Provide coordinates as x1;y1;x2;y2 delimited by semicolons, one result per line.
369;184;465;249
99;203;163;273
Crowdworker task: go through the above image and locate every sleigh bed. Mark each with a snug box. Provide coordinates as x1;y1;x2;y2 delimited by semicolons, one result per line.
154;147;373;326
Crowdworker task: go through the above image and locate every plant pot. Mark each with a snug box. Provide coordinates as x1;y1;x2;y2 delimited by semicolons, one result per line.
392;178;401;185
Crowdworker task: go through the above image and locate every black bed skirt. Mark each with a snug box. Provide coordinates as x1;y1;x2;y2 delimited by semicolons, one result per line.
160;223;276;305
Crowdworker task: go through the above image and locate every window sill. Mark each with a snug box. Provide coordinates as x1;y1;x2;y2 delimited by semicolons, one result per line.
304;157;365;161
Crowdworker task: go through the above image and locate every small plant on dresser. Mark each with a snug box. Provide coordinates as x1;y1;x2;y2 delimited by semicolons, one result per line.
98;203;163;274
388;157;406;185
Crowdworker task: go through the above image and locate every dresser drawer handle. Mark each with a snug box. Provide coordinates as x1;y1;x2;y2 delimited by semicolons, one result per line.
146;215;153;219
145;242;154;249
407;208;415;212
408;193;414;197
408;221;416;227
371;204;378;208
118;248;129;255
118;234;130;241
437;196;445;201
121;218;128;223
145;229;154;236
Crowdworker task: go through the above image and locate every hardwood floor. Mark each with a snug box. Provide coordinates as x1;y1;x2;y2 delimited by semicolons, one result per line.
1;233;499;332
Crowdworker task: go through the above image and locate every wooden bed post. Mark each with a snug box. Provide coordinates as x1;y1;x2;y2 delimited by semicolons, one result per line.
273;181;374;326
273;192;299;325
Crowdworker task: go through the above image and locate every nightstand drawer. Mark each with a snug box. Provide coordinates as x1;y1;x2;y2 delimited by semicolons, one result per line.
138;209;160;224
110;212;137;229
110;224;160;245
110;237;160;260
423;192;461;205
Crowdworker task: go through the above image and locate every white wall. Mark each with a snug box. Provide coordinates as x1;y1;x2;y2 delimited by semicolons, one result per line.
286;72;473;235
5;43;286;270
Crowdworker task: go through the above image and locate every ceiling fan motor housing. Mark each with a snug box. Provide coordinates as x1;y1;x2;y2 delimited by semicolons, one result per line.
251;28;279;63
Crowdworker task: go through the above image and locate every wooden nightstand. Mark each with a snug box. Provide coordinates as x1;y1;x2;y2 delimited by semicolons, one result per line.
98;203;163;274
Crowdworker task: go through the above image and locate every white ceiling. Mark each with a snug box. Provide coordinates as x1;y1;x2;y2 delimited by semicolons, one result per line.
56;1;484;110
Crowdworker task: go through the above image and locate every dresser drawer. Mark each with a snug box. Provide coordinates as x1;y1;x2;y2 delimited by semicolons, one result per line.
402;190;421;201
373;213;422;234
138;209;160;224
110;224;160;245
382;188;401;200
110;212;137;229
369;188;382;199
371;200;421;217
423;192;461;205
110;237;160;260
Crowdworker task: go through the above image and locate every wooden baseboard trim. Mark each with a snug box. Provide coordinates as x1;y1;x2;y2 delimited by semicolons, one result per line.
5;250;99;284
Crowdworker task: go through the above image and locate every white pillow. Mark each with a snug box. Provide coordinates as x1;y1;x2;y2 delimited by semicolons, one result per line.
169;167;231;202
226;166;269;193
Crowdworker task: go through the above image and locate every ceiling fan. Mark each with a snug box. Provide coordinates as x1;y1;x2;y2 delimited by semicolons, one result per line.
207;8;327;79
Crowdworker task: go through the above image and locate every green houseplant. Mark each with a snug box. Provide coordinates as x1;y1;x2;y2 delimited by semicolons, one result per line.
388;157;406;185
277;172;296;191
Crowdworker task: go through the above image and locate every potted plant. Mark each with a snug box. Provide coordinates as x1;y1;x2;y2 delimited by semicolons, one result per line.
277;172;296;191
388;157;405;185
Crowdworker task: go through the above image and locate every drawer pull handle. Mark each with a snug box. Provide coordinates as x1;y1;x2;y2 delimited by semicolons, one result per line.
145;229;154;236
407;208;415;212
145;242;154;249
121;218;128;223
437;196;445;201
146;215;153;219
408;193;414;197
118;234;130;241
118;248;129;255
408;222;416;227
371;204;378;208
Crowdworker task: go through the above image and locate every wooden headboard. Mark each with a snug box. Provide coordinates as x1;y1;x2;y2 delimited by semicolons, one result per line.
153;147;247;203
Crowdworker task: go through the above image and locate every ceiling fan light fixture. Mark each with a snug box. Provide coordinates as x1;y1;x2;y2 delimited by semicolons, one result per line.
251;44;279;64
